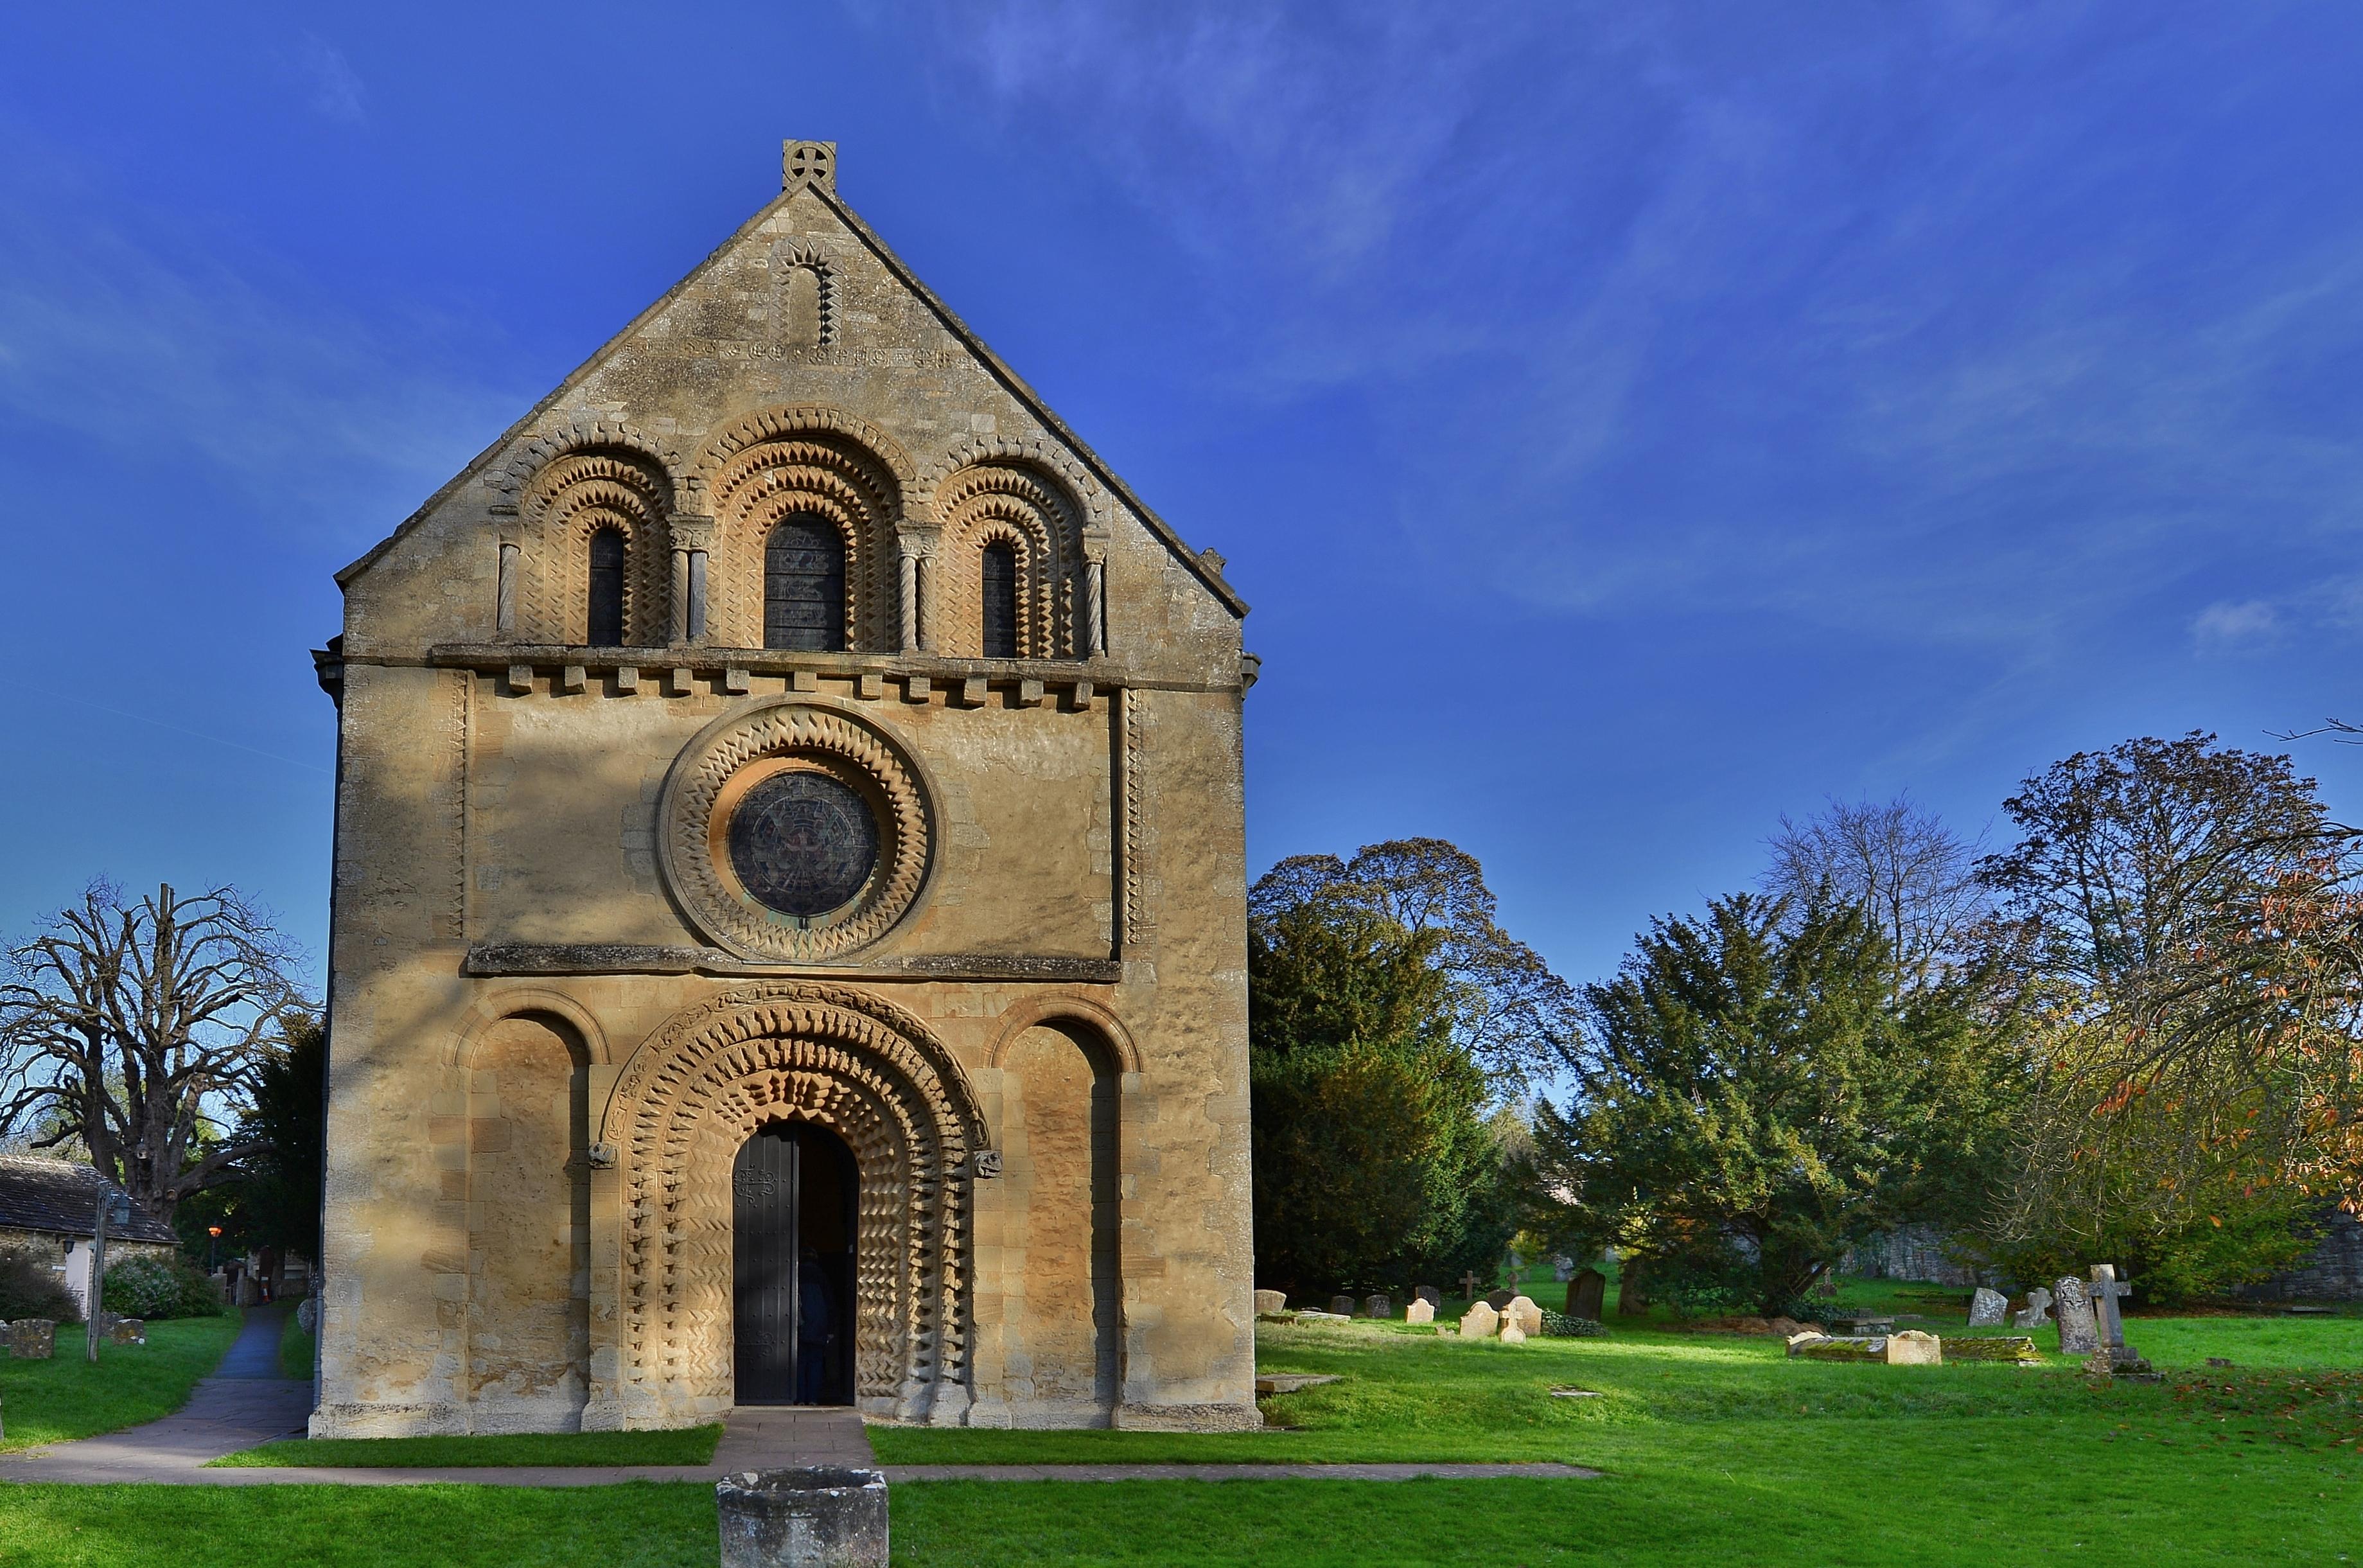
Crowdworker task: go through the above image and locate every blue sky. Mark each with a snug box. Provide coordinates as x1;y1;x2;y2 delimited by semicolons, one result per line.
6;2;2363;996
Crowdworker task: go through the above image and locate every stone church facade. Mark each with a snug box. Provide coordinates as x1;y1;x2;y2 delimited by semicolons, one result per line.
310;143;1258;1436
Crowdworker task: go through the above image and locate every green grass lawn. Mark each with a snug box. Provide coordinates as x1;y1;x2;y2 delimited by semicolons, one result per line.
8;1294;2363;1564
211;1427;724;1468
0;1312;242;1453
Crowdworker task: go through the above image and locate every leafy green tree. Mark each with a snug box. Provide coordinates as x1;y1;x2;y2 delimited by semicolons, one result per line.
1529;894;2018;1316
1249;847;1529;1297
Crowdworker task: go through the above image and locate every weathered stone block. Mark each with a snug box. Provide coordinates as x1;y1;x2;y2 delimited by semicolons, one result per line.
716;1467;887;1568
1939;1335;2039;1364
1786;1334;1884;1361
8;1319;56;1359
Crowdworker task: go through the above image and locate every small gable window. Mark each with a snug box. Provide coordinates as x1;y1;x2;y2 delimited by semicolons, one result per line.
587;527;627;647
981;542;1018;659
766;515;846;652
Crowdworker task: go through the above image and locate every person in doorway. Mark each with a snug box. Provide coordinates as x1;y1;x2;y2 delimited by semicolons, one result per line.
796;1246;836;1403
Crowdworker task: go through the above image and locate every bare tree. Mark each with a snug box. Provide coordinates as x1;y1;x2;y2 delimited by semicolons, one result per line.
0;882;308;1220
1763;794;1989;991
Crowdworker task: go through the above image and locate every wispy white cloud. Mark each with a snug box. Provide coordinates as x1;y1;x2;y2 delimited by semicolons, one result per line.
2192;599;2279;653
288;33;367;126
0;159;516;544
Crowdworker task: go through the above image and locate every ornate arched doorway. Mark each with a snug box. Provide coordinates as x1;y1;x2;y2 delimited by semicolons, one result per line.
598;983;988;1428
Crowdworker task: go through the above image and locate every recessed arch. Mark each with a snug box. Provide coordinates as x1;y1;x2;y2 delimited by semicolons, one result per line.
447;989;617;1070
984;994;1141;1075
697;410;910;651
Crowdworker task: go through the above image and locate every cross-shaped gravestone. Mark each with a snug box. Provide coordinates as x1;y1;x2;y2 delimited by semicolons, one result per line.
2087;1265;2136;1355
1459;1271;1483;1301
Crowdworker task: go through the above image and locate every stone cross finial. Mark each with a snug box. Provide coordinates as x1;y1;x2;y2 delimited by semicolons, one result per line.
784;140;838;192
2087;1264;2136;1354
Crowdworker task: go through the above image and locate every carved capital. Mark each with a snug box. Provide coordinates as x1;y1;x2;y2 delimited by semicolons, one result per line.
667;513;717;553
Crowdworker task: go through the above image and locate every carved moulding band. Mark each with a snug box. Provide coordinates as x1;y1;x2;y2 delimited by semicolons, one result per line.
599;983;988;1425
658;701;933;962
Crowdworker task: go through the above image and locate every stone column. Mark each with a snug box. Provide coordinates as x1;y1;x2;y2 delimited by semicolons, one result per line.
669;514;716;646
895;524;940;655
496;542;520;638
1082;557;1105;658
899;549;920;655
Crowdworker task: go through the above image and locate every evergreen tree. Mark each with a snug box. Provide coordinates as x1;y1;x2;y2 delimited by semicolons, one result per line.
1249;856;1522;1297
1529;894;2016;1316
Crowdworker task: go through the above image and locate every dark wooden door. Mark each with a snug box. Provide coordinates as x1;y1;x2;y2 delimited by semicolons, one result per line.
732;1123;857;1406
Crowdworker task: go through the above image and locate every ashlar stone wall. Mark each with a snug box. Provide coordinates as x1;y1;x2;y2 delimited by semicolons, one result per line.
311;143;1258;1438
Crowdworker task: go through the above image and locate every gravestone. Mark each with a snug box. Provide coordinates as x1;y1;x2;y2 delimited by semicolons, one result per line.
1884;1330;1943;1366
1484;1289;1516;1311
1568;1268;1608;1323
107;1317;145;1346
1967;1287;2008;1327
1405;1299;1435;1325
1505;1296;1543;1336
1414;1285;1441;1308
1330;1295;1357;1318
1459;1301;1500;1339
2087;1265;2141;1367
1939;1335;2041;1364
1616;1269;1647;1317
1253;1290;1286;1316
1364;1294;1392;1320
7;1319;55;1360
1498;1316;1528;1345
1787;1334;1885;1361
2053;1276;2099;1355
2086;1266;2129;1345
2012;1287;2052;1330
1554;1256;1576;1282
297;1296;320;1333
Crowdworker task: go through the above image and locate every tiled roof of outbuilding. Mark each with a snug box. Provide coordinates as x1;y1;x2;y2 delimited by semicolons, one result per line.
0;1156;181;1247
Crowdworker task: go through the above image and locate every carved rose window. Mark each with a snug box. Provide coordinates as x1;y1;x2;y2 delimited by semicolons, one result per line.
725;771;880;919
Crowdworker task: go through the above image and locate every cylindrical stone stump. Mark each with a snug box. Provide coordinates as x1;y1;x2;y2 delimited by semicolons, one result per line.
717;1468;888;1568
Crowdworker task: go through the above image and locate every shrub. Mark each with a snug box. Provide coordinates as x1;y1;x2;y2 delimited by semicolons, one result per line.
1538;1309;1607;1338
102;1253;227;1319
0;1246;81;1323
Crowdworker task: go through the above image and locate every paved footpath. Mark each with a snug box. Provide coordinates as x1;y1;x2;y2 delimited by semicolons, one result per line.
1;1319;1595;1486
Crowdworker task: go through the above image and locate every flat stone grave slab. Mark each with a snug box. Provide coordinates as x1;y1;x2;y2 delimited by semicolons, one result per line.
1256;1375;1342;1395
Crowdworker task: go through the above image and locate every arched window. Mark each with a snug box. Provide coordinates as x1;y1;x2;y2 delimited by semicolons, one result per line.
981;541;1018;659
765;515;845;652
586;527;626;647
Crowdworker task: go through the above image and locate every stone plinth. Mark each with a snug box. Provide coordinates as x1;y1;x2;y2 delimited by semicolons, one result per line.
717;1468;888;1568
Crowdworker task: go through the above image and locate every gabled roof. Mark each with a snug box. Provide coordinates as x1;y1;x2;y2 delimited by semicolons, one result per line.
0;1156;181;1247
338;166;1247;621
